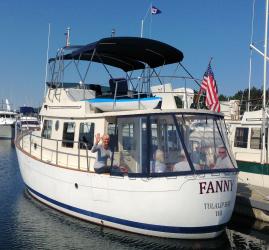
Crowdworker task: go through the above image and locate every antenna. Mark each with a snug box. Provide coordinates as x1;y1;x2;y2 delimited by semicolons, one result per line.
65;27;71;47
44;23;51;100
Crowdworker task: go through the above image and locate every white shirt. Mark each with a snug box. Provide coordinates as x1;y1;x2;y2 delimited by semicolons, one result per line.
174;160;191;171
215;156;232;169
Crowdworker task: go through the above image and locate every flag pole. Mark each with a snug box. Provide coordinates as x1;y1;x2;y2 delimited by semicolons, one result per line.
150;3;153;38
141;4;151;38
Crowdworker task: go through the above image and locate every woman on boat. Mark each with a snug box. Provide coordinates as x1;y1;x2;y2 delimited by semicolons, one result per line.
91;133;112;174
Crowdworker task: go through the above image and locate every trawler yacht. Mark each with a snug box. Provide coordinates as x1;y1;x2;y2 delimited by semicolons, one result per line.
0;99;17;139
15;37;238;239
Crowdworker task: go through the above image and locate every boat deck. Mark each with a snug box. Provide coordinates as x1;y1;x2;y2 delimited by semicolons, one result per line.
17;133;95;172
235;183;269;223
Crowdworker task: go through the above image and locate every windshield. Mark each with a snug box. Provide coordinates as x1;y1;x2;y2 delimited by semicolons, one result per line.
109;113;237;176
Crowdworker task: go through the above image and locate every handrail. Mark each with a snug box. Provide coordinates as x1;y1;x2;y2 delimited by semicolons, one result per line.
17;129;95;172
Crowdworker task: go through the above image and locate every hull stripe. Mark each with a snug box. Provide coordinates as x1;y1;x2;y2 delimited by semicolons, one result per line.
237;161;269;176
26;185;226;234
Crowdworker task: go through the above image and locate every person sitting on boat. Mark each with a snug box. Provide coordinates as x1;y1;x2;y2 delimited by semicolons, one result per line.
91;133;112;174
214;146;232;169
151;149;166;173
173;150;191;171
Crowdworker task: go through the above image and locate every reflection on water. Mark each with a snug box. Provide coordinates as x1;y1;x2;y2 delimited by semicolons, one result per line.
227;214;269;250
0;139;268;249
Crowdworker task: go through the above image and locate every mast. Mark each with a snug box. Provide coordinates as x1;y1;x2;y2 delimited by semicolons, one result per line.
262;0;268;164
248;0;256;112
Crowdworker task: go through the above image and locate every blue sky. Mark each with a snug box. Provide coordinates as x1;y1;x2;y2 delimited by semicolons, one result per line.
0;0;266;109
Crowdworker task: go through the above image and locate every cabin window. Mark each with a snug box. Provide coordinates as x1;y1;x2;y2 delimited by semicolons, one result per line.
177;114;235;170
111;114;236;176
108;123;118;152
112;117;147;174
234;127;248;148
62;122;75;148
150;115;191;173
250;128;268;149
250;128;261;149
122;123;135;150
41;120;52;139
55;120;59;131
79;122;94;149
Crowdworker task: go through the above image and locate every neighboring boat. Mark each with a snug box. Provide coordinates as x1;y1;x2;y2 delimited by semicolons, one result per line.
0;99;17;139
226;109;269;188
16;106;40;132
15;36;238;239
224;0;269;189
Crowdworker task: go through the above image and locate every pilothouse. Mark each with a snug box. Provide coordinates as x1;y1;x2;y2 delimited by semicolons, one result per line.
16;36;238;239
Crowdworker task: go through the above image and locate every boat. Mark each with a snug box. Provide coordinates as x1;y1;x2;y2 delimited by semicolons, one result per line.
224;0;269;189
0;99;17;139
226;109;269;188
15;36;238;239
16;106;40;132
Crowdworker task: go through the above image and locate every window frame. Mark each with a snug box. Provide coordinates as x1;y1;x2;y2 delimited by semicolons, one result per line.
234;127;249;148
109;113;238;177
62;122;76;148
41;119;53;139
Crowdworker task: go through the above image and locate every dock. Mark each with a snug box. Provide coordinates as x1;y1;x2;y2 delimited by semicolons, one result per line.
234;182;269;223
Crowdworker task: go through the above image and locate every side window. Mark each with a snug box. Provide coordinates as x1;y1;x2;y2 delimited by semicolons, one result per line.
79;122;94;149
122;123;135;150
62;122;75;148
41;120;52;139
234;127;249;148
108;123;118;152
250;128;261;149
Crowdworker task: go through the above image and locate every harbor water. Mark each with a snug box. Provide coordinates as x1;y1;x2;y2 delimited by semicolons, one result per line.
0;139;268;250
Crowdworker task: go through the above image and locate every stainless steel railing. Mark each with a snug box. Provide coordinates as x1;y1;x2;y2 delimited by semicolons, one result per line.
17;129;95;172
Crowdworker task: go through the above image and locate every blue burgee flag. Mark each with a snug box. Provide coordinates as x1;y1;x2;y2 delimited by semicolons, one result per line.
151;6;162;15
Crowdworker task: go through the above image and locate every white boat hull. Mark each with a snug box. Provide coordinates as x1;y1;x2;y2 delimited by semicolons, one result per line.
16;147;238;239
238;169;269;189
0;124;14;139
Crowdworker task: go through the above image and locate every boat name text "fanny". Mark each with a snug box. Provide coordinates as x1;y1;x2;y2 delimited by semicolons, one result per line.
199;180;233;194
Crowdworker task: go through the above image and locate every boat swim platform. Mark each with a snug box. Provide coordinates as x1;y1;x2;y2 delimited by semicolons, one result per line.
234;183;269;223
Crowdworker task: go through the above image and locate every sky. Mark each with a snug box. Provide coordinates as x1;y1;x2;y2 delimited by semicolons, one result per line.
0;0;266;109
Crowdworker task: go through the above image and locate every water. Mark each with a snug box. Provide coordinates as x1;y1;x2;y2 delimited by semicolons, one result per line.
0;139;268;250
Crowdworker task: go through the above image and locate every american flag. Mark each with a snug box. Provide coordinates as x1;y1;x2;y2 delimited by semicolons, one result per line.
199;62;220;112
151;6;162;15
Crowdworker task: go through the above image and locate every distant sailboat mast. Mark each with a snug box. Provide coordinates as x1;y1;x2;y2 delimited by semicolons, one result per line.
262;0;269;164
247;0;256;112
44;23;51;100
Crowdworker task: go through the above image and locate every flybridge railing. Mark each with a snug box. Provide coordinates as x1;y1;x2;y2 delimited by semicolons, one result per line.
18;130;95;172
46;75;200;110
